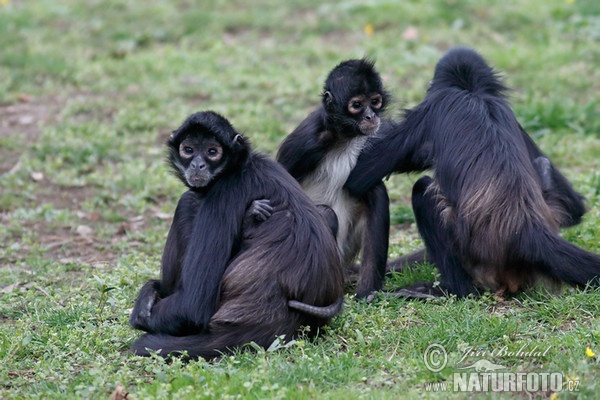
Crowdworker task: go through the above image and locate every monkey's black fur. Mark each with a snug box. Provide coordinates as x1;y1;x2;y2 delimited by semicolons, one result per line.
346;47;598;297
130;111;344;358
277;59;391;298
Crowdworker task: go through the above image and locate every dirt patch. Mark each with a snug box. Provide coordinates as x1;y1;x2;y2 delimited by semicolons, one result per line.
33;182;100;212
31;223;115;266
0;97;170;269
0;99;58;174
1;206;170;269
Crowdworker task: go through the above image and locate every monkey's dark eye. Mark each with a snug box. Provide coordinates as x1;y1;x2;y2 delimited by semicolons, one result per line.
184;146;194;155
207;148;218;156
370;95;383;109
352;101;363;110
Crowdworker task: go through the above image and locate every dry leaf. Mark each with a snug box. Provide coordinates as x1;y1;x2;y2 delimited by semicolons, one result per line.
30;172;44;182
109;385;131;400
76;225;94;236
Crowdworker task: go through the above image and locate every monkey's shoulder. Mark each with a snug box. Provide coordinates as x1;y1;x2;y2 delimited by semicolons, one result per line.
246;153;316;201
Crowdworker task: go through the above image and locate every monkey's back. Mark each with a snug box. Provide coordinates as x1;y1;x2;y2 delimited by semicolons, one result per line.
216;153;344;326
430;85;558;292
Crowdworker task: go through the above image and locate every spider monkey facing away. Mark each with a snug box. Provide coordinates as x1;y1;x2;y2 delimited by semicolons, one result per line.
345;47;599;298
277;59;391;298
129;111;344;359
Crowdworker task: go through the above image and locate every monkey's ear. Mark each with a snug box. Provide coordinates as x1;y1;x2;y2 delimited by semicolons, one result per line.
167;129;180;146
323;91;334;111
231;133;248;152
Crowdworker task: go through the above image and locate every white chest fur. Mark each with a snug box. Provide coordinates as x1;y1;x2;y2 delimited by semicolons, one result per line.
301;135;368;263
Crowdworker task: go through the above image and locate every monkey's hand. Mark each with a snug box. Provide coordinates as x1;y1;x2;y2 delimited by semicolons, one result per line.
129;280;161;331
247;199;273;222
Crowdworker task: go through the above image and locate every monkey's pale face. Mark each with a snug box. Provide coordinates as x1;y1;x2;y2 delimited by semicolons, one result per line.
175;135;227;189
348;93;383;136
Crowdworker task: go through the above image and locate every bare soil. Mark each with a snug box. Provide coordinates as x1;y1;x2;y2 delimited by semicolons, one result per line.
0;99;164;268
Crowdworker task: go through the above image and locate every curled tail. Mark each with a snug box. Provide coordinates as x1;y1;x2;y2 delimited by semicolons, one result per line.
131;322;296;360
432;46;507;97
288;297;344;319
518;223;600;288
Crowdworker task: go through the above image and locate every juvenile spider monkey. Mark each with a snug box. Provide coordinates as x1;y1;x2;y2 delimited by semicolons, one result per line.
277;59;391;298
346;47;598;298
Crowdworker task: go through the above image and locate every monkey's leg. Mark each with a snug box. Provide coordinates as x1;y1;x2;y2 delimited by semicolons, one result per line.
356;182;390;298
348;249;426;281
394;176;477;298
531;155;586;227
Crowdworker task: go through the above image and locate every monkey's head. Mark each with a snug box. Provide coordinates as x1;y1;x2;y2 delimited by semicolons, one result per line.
168;111;249;191
430;47;506;97
322;58;389;137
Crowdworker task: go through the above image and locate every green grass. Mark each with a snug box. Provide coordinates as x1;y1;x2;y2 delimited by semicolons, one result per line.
1;0;599;398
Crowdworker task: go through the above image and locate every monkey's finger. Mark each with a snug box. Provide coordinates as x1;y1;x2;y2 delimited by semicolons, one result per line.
252;199;273;221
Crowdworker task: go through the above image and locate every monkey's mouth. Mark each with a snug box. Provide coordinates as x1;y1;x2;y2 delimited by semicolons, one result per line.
359;119;380;136
185;172;211;188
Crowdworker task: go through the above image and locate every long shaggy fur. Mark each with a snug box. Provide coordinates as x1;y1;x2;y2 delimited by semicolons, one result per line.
130;111;344;359
346;47;599;296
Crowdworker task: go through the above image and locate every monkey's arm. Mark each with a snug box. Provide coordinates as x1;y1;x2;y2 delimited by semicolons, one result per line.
277;110;330;180
130;192;200;331
131;197;245;335
519;124;586;226
159;191;201;294
345;117;431;198
158;196;269;288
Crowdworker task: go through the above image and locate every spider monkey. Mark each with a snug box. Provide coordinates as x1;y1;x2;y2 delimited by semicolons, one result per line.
345;47;598;297
277;58;391;298
129;111;344;359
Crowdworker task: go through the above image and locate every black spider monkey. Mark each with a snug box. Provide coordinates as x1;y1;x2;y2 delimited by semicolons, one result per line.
129;111;344;359
345;47;599;298
277;59;391;298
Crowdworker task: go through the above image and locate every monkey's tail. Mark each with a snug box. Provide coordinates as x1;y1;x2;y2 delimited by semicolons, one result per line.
518;223;600;288
130;322;297;360
288;297;344;319
432;46;507;98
